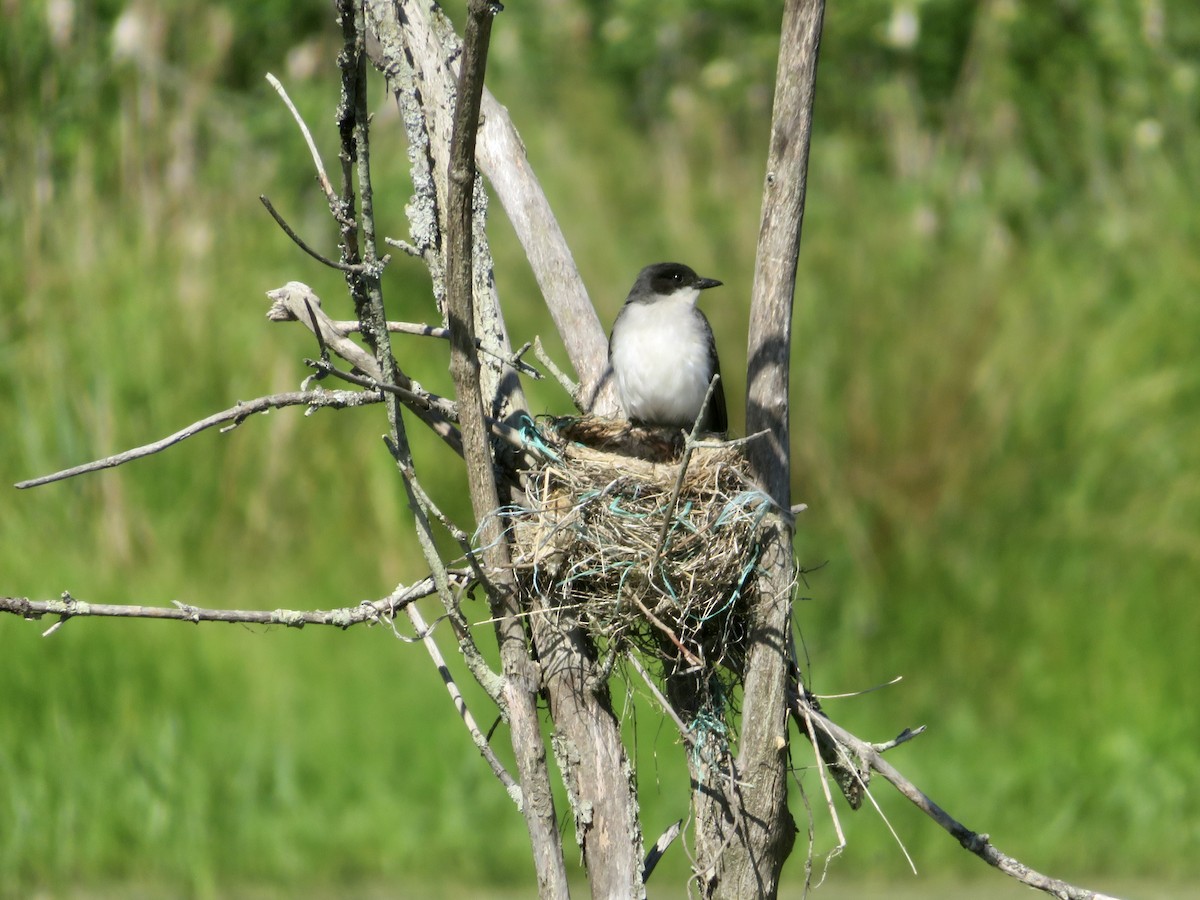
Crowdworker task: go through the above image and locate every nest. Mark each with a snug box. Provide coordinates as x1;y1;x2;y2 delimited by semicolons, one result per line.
509;417;773;680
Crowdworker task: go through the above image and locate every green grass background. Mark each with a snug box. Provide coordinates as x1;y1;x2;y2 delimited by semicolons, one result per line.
3;1;1198;896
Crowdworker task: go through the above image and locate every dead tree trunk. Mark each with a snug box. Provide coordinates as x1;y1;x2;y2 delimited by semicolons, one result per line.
367;2;644;894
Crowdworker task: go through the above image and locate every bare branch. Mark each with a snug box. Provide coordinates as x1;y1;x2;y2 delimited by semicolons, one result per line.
15;389;380;490
872;726;926;753
627;654;692;745
326;317;542;378
382;437;506;707
265;72;344;217
0;577;453;630
477;90;617;414
533;336;580;407
267;281;469;456
260;194;358;272
706;1;827;895
267;281;383;378
405;601;520;804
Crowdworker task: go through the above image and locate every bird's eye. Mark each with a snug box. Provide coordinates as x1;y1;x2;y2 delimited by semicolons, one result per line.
672;272;683;283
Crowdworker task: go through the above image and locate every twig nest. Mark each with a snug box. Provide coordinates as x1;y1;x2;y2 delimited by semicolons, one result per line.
510;416;774;676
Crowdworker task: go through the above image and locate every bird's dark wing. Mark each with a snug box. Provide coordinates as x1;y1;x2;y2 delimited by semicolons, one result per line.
708;363;728;434
703;314;728;434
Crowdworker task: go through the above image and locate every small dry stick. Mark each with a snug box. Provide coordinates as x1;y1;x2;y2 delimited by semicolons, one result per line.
265;72;344;219
649;373;722;571
797;700;849;860
628;593;704;670
260;194;357;272
316;359;543;468
329;318;542;378
533;336;582;408
404;601;520;806
627;654;694;745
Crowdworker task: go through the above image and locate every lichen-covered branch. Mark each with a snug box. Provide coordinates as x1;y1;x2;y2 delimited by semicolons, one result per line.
442;3;570;895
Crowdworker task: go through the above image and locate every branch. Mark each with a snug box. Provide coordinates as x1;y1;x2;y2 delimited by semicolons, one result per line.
14;389;380;490
713;1;826;895
404;601;519;804
327;317;542;378
265;72;343;217
533;336;581;408
477;89;617;414
0;577;454;633
266;281;466;455
260;193;358;272
266;280;382;378
789;692;1122;900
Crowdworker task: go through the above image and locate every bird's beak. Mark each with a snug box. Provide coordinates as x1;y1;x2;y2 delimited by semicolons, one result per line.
697;277;723;290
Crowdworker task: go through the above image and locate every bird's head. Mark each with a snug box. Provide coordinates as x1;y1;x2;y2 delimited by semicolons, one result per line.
629;262;722;305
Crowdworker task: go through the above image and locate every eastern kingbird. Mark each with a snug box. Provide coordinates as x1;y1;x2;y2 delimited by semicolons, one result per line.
608;262;728;434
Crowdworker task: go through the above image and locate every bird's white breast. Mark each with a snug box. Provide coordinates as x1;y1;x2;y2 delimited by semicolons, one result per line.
610;290;714;427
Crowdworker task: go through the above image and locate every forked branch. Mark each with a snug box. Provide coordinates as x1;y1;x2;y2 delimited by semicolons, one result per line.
790;690;1121;900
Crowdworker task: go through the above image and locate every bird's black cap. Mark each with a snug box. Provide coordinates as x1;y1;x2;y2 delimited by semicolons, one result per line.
630;262;723;300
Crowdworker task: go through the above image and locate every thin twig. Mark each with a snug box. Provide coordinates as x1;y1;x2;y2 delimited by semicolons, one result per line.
649;373;721;571
311;359;542;467
444;2;573;893
872;726;926;754
405;601;520;804
265;72;344;218
328;317;542;378
814;675;904;700
798;699;848;858
533;336;581;407
0;578;455;631
627;654;693;745
14;389;380;489
628;593;703;670
260;194;356;272
308;358;460;423
335;318;452;337
392;455;489;586
383;235;422;257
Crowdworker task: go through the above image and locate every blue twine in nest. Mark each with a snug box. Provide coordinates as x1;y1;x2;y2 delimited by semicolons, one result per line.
715;489;774;529
516;413;562;463
688;707;731;768
692;545;761;624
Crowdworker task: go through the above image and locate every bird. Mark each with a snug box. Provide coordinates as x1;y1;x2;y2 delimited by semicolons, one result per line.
608;262;728;434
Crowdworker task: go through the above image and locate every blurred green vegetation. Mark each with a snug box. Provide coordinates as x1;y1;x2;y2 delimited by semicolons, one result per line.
3;0;1198;895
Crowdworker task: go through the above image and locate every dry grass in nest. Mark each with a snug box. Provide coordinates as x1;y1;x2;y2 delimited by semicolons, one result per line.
509;417;773;678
